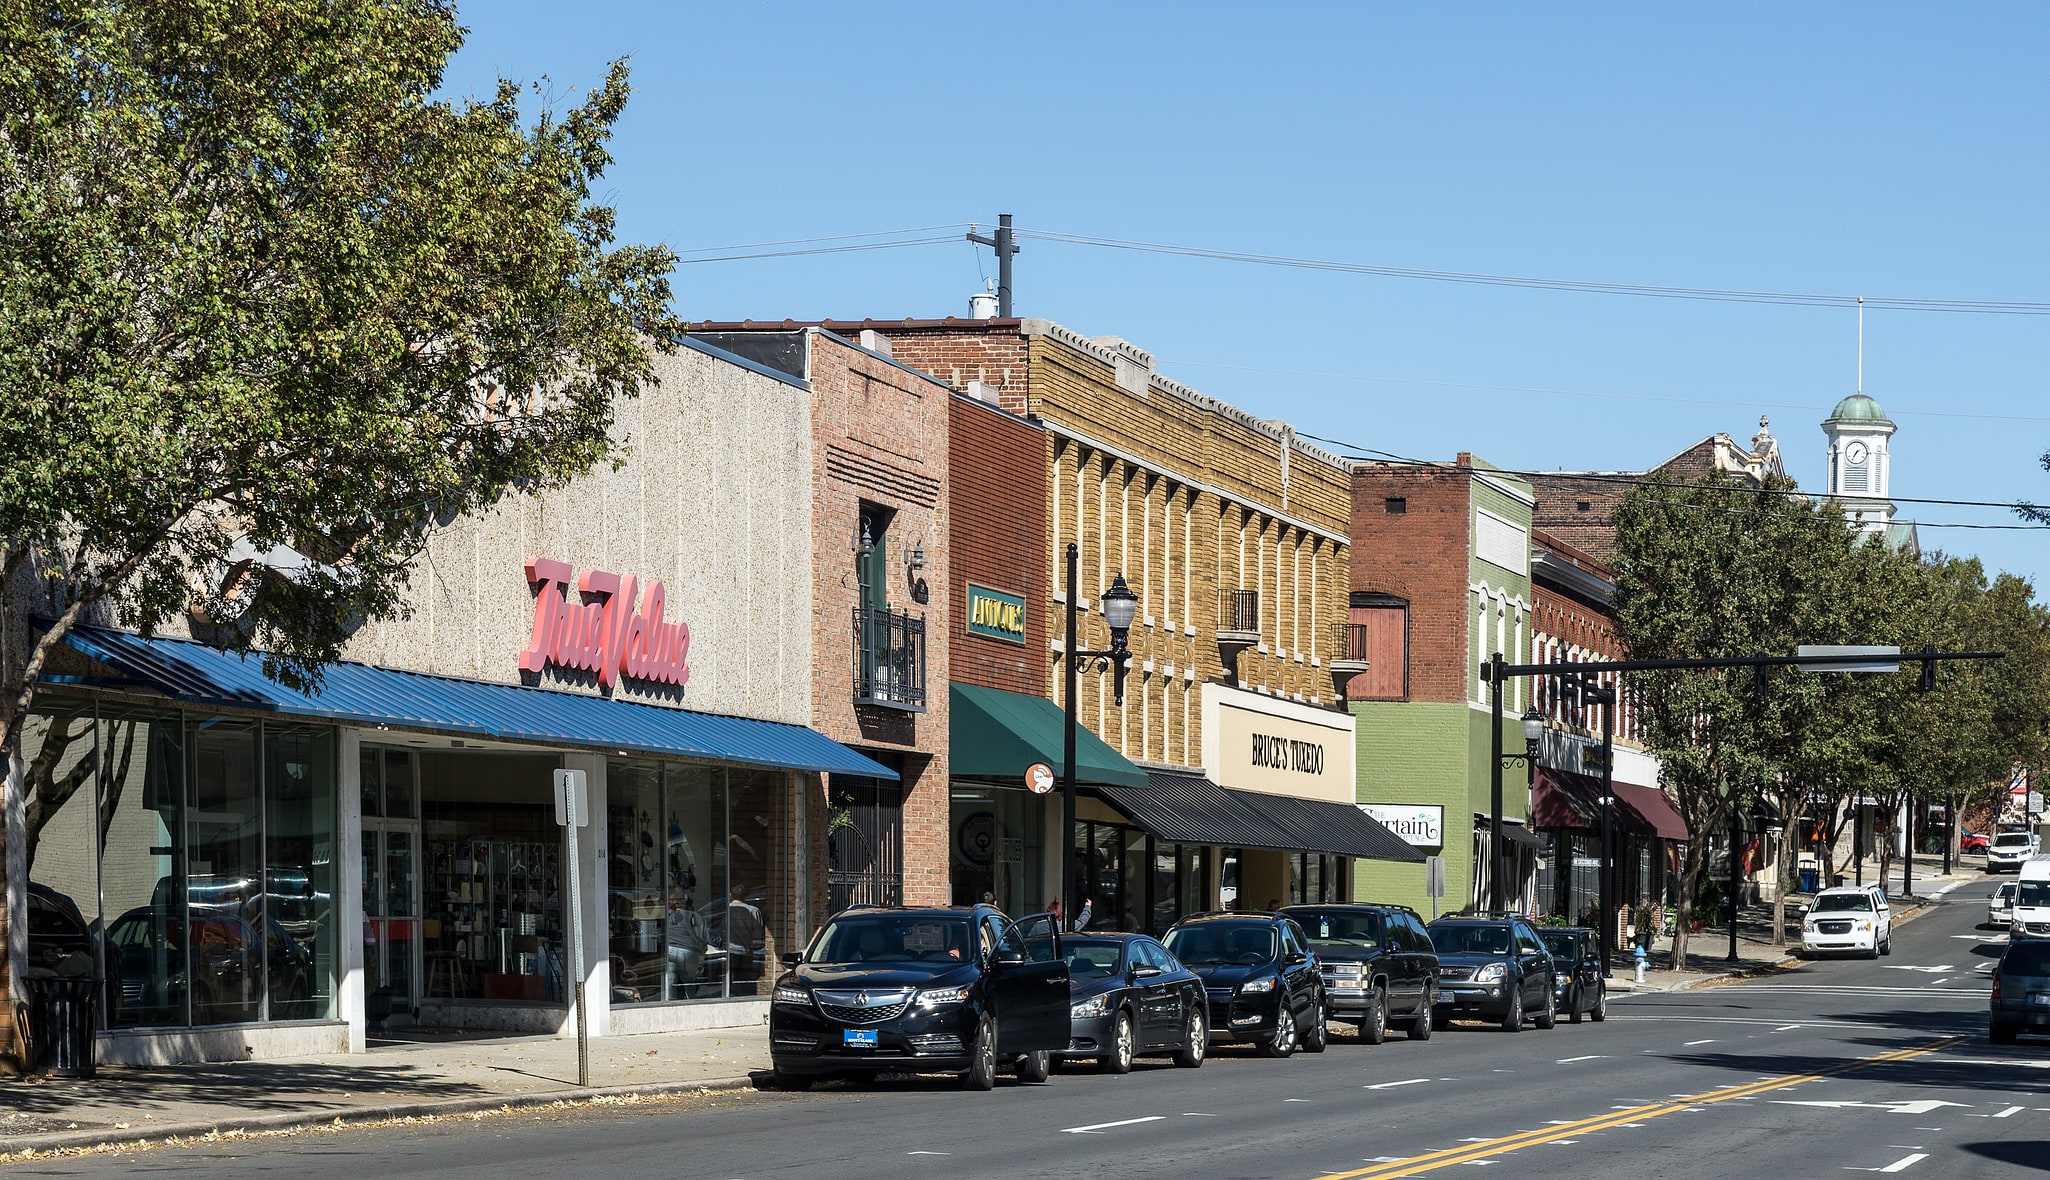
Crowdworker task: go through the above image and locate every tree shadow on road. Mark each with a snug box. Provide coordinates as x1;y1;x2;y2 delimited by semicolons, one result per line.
0;1061;490;1129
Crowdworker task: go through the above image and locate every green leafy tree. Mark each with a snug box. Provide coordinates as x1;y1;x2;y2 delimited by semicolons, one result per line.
0;0;682;988
1611;473;1862;966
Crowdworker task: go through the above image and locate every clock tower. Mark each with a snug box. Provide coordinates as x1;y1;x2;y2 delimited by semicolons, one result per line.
1821;393;1896;539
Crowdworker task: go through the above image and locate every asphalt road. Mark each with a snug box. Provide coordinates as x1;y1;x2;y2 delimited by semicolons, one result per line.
18;876;2045;1179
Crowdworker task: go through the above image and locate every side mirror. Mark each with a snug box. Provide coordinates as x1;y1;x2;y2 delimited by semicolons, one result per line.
780;952;803;967
1131;965;1163;980
1286;951;1308;966
994;949;1027;968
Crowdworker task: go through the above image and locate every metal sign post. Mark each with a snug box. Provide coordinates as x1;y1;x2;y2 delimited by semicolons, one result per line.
1425;855;1446;921
553;768;590;1089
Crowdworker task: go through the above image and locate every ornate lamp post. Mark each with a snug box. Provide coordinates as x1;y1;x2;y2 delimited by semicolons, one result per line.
1060;543;1136;928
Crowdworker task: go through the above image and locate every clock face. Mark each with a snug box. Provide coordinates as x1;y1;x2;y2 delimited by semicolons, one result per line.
1845;441;1869;464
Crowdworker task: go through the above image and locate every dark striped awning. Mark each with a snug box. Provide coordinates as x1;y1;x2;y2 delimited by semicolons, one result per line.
1093;771;1423;863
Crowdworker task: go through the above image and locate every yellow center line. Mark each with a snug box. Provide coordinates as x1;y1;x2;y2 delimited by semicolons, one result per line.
1314;1036;1963;1180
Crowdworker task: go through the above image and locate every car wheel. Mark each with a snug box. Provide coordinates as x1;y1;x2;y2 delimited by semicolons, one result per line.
1016;1049;1051;1084
1570;984;1584;1024
1361;986;1387;1046
1535;983;1557;1030
1259;1008;1297;1058
1100;1009;1135;1074
1406;994;1434;1041
1304;1002;1329;1053
1865;941;1881;960
1499;985;1524;1033
1173;1006;1207;1068
1991;1021;2020;1045
1881;934;1892;956
963;1015;997;1091
774;1069;813;1092
1590;983;1607;1023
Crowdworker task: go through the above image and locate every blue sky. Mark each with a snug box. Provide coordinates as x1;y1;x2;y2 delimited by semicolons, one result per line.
447;2;2049;588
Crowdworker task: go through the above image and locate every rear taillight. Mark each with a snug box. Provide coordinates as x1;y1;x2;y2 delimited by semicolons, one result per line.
1992;976;2002;1002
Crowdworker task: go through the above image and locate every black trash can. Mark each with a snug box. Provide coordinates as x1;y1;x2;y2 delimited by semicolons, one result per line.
22;975;99;1078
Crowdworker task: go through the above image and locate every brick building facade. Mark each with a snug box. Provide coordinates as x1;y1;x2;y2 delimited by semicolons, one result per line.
1348;455;1538;914
692;317;1399;920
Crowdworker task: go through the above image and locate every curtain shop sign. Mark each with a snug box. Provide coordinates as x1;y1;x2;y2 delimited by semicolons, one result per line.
518;557;691;689
1359;804;1444;849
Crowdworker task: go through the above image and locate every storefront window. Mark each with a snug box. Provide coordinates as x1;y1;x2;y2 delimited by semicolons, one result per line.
607;761;806;1006
420;753;562;1005
1289;853;1349;905
947;787;1044;913
99;704;187;1027
265;725;336;1019
1071;820;1207;935
22;702;335;1030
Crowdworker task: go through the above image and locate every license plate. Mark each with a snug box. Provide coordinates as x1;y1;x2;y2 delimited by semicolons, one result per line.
843;1028;879;1047
2031;994;2050;1007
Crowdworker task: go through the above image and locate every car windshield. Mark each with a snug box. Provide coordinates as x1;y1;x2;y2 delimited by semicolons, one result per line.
1429;924;1513;956
810;914;975;964
1065;939;1125;979
1996;883;2017;900
2003;942;2050;976
1164;923;1276;966
1813;893;1874;912
1994;833;2034;848
1289;909;1381;952
1538;931;1582;959
2018;883;2050;907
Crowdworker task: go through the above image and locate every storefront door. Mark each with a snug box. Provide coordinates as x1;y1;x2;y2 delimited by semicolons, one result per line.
362;820;422;1023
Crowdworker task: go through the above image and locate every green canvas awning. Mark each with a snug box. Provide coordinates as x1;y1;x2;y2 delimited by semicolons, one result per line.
949;682;1148;790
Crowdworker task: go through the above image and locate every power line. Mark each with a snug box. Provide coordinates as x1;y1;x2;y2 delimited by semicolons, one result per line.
1165;359;2050;425
674;235;961;265
1020;228;2050;316
673;223;970;255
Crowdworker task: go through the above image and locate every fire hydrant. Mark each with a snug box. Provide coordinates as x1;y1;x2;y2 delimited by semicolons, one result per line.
1634;944;1649;984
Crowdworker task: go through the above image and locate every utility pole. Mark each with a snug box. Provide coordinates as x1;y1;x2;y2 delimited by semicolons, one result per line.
966;214;1020;317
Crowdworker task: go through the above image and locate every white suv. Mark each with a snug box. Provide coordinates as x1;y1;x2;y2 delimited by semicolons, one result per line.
1988;831;2039;872
1802;885;1892;958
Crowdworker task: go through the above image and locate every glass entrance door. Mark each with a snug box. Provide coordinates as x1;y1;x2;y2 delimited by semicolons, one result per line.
362;822;421;1024
360;747;421;1027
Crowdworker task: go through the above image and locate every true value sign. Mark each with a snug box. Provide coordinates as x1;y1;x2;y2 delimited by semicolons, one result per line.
518;558;691;690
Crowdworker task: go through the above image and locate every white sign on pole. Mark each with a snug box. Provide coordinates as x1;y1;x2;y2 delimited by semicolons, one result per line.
554;768;589;828
1795;644;1901;673
552;767;590;1086
1425;855;1445;922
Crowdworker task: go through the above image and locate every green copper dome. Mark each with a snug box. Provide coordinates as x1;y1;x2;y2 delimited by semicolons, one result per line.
1826;393;1890;424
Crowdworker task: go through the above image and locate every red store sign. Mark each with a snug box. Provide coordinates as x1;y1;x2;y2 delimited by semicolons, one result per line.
517;558;691;689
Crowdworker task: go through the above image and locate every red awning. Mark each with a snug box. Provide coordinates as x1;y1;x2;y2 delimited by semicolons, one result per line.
1532;766;1689;843
1612;780;1689;841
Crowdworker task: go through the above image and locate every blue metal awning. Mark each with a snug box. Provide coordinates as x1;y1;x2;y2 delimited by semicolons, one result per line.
55;623;896;780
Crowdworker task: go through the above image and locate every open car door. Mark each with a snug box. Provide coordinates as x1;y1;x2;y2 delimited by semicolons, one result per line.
998;912;1068;1051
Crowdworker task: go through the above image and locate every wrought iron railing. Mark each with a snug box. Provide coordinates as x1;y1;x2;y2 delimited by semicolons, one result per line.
852;607;927;710
1218;589;1259;635
1333;623;1372;663
828;871;905;914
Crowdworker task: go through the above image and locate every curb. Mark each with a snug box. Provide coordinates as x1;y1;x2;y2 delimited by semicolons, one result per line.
2;1072;764;1157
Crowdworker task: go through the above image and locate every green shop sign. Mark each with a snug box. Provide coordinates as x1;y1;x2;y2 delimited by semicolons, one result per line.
965;583;1027;644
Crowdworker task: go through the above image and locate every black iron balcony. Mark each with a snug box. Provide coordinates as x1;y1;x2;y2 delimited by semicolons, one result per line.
853;606;927;711
1333;622;1372;663
1218;589;1260;637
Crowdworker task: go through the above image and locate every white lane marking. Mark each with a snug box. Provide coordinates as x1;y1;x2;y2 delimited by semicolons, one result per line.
1879;1154;1929;1173
1774;1025;1803;1032
1617;1122;1646;1128
1931;979;1951;986
1934;1058;2050;1069
907;1151;951;1156
1285;1098;1310;1103
1367;1077;1433;1090
1459;1137;1492;1143
1182;1113;1215;1117
1882;965;1953;974
1776;1100;1969;1114
1364;1158;1405;1164
1551;1140;1578;1145
1062;1116;1166;1134
1685;1039;1717;1045
1464;1160;1497;1166
1995;1105;2025;1118
1545;1120;1573;1125
1557;1055;1605;1063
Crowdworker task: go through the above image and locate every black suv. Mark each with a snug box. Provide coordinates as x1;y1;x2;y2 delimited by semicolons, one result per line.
1537;926;1607;1024
1425;914;1556;1032
1162;912;1326;1057
1282;903;1439;1043
769;905;1068;1090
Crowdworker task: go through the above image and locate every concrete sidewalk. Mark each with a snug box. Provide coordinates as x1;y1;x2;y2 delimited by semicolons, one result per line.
1;1022;772;1156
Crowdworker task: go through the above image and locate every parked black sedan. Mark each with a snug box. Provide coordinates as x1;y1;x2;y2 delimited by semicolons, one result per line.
1426;915;1556;1032
1536;927;1607;1024
1162;912;1326;1057
1057;934;1208;1072
769;905;1068;1091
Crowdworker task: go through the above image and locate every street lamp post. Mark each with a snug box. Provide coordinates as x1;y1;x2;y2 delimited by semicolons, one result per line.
1060;543;1136;931
1487;649;1544;914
